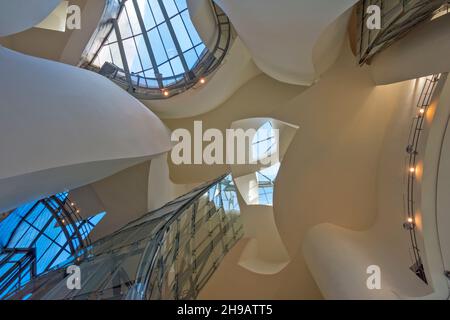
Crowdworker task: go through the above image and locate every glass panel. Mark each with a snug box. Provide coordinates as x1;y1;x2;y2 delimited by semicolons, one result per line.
125;1;142;35
170;57;184;75
184;48;198;68
181;10;202;46
158;23;177;59
0;195;105;298
137;0;156;30
89;0;211;88
108;29;117;43
159;60;174;78
174;0;187;11
252;122;277;161
195;43;206;57
98;46;112;67
164;0;179;17
117;11;133;39
170;15;192;52
109;43;124;69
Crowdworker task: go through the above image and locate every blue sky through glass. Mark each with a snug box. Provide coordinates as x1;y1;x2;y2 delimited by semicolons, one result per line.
93;0;206;83
0;195;106;297
252;122;278;162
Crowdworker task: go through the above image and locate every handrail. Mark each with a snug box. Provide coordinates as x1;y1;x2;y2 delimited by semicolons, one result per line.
83;0;233;100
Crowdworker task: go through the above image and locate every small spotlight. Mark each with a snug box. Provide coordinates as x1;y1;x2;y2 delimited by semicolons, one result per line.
163;90;169;97
199;78;206;84
70;202;75;206
76;209;80;214
409;167;416;173
419;108;425;115
403;219;416;231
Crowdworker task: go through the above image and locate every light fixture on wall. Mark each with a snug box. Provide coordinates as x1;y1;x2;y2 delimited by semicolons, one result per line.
419;108;426;115
403;218;415;231
409;167;416;173
199;78;206;84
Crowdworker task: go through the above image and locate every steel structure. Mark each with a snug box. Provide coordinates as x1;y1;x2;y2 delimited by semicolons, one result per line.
357;0;448;65
6;175;243;300
81;0;233;100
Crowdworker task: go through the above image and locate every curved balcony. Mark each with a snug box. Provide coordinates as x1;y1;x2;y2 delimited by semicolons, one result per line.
81;0;232;100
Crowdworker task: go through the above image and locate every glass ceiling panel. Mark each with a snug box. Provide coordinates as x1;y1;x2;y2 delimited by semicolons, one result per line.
91;0;205;84
252;122;278;162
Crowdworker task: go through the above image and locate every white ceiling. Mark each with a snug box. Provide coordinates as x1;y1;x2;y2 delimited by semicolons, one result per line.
0;0;62;36
214;0;358;85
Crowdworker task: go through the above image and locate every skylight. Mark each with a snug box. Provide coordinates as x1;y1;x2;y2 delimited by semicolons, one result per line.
0;194;105;298
92;0;206;87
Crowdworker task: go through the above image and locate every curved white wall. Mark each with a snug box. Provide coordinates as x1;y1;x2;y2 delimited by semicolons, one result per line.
0;46;172;212
0;0;61;36
213;0;358;85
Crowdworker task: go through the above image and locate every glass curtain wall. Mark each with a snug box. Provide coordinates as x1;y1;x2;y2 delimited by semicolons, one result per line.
6;175;243;300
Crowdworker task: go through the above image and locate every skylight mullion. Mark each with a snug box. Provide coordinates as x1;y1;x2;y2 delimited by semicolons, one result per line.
132;0;164;87
157;0;190;74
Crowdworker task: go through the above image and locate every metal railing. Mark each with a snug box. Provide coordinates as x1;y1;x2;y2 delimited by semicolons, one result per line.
82;0;233;100
6;174;243;300
403;74;441;284
357;0;448;65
